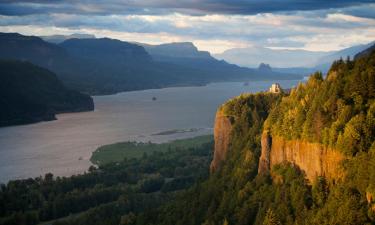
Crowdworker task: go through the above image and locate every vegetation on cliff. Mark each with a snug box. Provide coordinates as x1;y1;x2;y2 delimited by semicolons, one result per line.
0;60;94;127
134;93;283;225
266;51;375;156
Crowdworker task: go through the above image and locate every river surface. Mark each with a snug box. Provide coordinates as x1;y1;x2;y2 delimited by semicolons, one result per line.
0;80;300;183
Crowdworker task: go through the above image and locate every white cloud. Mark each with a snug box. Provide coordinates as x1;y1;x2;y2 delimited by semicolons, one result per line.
1;9;374;54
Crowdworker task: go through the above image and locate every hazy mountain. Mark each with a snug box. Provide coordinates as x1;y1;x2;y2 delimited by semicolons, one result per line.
0;60;93;127
0;33;303;95
142;42;211;60
60;38;152;66
141;42;303;81
0;32;70;68
314;41;375;71
215;42;374;72
141;42;244;71
273;42;374;75
258;63;272;72
215;46;329;68
355;43;375;59
41;33;96;44
272;67;317;76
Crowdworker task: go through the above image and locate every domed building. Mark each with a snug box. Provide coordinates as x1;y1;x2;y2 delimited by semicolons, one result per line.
269;83;282;93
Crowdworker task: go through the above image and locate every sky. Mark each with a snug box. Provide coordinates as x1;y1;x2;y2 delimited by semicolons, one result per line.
0;0;375;53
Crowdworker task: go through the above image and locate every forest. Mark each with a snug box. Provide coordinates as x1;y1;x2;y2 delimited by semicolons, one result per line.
0;140;213;225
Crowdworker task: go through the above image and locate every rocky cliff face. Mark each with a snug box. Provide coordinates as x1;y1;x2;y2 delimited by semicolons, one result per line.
210;108;232;172
258;131;272;175
258;132;345;182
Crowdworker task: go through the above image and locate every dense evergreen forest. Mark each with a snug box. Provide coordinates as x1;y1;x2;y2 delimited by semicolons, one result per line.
0;60;93;127
266;52;375;156
0;141;213;225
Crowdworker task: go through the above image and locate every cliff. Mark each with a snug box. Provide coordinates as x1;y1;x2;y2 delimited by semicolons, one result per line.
258;132;345;182
210;108;232;172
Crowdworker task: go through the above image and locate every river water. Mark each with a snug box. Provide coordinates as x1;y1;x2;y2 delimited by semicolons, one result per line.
0;80;300;183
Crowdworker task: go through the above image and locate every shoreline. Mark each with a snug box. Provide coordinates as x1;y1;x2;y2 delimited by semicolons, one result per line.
1;134;214;184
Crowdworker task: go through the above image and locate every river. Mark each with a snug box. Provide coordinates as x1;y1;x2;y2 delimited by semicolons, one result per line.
0;80;300;183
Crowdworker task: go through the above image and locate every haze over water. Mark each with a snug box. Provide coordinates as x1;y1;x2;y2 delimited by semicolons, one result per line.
0;80;300;183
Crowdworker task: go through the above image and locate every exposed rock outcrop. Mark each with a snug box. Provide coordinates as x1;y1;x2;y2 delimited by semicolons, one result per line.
258;131;272;174
258;132;345;183
210;108;232;172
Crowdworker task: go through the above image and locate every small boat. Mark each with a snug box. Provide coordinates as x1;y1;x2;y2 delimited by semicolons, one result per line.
152;97;157;101
243;82;249;86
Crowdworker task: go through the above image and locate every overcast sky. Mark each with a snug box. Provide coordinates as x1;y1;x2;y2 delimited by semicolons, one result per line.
0;0;375;53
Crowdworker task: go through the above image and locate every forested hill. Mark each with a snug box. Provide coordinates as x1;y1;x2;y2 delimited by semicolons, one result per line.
0;32;303;95
265;46;375;156
0;60;94;127
131;43;375;224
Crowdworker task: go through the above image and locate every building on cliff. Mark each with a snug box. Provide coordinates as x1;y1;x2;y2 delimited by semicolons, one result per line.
269;83;282;93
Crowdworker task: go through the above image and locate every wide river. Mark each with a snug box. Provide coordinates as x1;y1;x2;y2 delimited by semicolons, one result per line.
0;80;300;183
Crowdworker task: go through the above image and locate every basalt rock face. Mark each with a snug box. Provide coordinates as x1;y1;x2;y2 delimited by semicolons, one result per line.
258;131;272;175
210;108;232;173
258;132;345;182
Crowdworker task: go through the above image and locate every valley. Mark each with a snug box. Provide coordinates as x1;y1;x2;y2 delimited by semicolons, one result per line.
0;80;299;183
0;1;374;223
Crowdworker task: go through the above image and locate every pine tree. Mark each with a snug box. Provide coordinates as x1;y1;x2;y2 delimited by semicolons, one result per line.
263;209;281;225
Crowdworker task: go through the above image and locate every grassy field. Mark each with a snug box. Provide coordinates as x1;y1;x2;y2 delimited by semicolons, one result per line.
90;135;213;166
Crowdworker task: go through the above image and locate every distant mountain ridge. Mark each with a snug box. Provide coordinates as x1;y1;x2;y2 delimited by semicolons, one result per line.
142;42;211;59
355;43;375;59
313;41;375;71
215;42;375;73
41;33;96;44
60;38;152;65
0;32;69;68
0;32;303;95
141;42;253;74
215;46;328;68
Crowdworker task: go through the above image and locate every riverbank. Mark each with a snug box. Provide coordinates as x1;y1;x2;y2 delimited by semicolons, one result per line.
91;135;213;166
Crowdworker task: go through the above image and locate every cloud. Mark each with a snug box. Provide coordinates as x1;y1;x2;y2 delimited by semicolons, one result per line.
1;10;374;54
0;1;374;54
0;0;374;16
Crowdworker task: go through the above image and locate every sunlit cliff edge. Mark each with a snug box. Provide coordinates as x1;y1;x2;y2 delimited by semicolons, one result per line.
211;46;375;186
211;102;345;183
210;107;233;172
